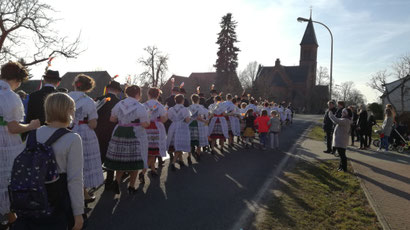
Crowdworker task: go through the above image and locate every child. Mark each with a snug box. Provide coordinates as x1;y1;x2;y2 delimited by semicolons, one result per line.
285;106;292;125
239;102;248;138
188;94;208;163
268;110;281;150
0;62;40;225
243;109;256;148
144;87;168;177
224;94;240;147
105;85;150;194
254;110;270;150
208;96;229;153
167;94;191;171
13;93;84;229
68;74;104;201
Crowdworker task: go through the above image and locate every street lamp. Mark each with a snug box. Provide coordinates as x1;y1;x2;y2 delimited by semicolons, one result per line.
297;17;333;99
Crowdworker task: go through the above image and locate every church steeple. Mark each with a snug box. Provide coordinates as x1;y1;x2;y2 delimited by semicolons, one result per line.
300;18;318;46
299;16;318;92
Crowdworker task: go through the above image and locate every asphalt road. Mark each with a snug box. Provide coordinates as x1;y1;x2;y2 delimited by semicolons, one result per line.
85;114;319;230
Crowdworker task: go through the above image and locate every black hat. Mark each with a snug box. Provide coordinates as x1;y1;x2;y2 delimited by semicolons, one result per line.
106;80;122;92
210;89;217;94
180;88;187;94
172;86;180;92
43;70;61;80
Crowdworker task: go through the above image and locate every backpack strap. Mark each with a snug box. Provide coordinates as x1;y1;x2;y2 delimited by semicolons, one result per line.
45;128;71;146
27;130;38;148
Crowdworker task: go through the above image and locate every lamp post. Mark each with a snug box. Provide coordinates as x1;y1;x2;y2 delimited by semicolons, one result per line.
297;17;333;99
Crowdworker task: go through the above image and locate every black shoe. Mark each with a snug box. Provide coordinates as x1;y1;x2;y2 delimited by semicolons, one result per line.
127;186;138;195
112;182;120;195
171;164;176;171
187;156;192;165
139;173;145;184
179;160;186;167
323;150;332;153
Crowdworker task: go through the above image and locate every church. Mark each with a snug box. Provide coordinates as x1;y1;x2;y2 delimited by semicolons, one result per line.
254;17;329;113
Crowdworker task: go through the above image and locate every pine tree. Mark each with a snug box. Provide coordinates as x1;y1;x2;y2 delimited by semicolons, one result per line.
214;13;242;95
214;13;240;73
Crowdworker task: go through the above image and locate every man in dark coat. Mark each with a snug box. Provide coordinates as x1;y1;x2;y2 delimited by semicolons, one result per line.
165;86;180;108
179;88;190;107
205;89;218;109
199;93;206;106
94;81;121;190
323;100;337;153
26;70;61;125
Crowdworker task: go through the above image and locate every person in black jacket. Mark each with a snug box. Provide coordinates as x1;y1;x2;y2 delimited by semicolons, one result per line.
26;70;61;125
335;101;345;118
349;106;358;146
365;111;376;148
165;86;180;109
323;100;337;153
179;88;190;107
205;89;218;109
94;81;121;190
356;104;368;149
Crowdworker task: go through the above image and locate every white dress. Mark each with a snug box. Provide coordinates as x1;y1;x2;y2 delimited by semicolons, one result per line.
208;102;229;139
224;101;240;137
105;98;149;170
0;80;25;215
144;99;167;157
69;91;104;189
188;104;209;147
167;104;191;152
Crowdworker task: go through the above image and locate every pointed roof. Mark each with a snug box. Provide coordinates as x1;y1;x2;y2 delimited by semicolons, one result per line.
300;18;318;46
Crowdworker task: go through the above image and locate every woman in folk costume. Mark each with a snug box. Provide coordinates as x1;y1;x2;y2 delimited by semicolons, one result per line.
68;74;104;202
0;62;40;226
188;93;208;163
144;87;167;177
208;95;229;153
223;94;241;147
104;85;150;194
167;94;191;171
245;98;260;116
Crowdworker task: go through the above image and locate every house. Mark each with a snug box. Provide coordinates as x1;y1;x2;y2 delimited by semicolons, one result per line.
17;80;42;94
59;71;112;99
161;72;217;100
381;75;410;113
253;17;329;113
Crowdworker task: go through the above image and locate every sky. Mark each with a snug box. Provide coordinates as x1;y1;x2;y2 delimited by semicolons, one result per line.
24;0;410;103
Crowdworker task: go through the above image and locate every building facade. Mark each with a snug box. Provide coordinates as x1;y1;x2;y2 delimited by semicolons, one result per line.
254;17;328;113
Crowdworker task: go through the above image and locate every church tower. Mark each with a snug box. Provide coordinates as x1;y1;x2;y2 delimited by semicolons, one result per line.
300;17;318;90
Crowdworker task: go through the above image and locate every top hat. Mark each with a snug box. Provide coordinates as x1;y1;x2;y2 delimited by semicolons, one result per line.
43;70;61;81
106;80;122;92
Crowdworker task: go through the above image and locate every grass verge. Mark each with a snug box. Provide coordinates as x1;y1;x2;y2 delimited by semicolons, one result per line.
307;125;325;142
257;160;382;230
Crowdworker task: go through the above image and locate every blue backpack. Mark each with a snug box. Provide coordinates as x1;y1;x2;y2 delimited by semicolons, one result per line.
9;128;70;218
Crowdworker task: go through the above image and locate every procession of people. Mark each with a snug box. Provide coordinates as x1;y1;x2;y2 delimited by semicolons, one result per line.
0;62;295;229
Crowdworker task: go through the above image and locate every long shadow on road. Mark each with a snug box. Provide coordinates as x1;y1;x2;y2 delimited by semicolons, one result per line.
86;117;312;230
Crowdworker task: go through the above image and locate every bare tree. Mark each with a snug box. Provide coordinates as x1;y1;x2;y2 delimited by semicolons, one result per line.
137;46;168;87
0;0;81;66
316;66;329;85
339;81;354;102
332;81;365;105
238;61;258;90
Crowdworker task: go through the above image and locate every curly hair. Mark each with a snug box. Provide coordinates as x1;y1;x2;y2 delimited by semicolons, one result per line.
73;74;95;92
0;61;29;82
